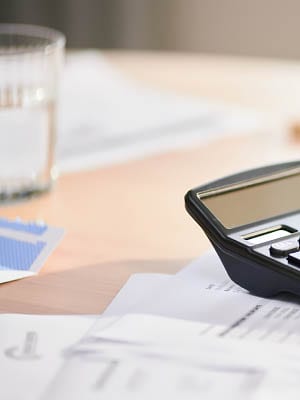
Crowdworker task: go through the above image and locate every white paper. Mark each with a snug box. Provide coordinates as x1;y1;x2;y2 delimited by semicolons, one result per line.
103;250;300;345
104;251;245;317
0;269;35;284
0;314;96;400
177;250;246;292
103;251;244;318
42;314;300;400
42;343;263;399
56;51;264;172
128;279;300;344
103;273;170;316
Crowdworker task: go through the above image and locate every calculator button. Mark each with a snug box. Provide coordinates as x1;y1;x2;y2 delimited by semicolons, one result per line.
270;240;299;257
288;252;300;266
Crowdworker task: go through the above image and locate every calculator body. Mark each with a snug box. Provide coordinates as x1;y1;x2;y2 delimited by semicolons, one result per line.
185;161;300;297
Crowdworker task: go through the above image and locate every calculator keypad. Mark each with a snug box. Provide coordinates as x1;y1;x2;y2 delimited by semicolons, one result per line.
270;240;299;257
287;252;300;266
267;237;300;269
252;235;300;273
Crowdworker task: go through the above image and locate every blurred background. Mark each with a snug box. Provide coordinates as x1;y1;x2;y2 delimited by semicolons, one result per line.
1;0;300;59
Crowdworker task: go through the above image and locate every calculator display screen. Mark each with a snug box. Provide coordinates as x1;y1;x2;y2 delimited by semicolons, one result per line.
201;172;300;228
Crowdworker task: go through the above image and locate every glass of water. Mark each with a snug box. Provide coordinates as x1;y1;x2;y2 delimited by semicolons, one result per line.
0;24;65;201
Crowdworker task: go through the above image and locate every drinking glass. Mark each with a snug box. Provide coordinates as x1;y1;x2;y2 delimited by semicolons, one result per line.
0;24;65;201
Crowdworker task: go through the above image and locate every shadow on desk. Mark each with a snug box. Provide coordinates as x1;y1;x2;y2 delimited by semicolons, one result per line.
0;259;188;315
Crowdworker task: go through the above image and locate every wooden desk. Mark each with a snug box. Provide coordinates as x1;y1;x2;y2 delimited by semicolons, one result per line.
1;51;300;314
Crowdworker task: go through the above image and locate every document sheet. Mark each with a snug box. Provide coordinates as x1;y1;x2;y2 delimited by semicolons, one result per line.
0;217;64;284
42;314;300;400
4;251;300;399
0;314;96;400
57;51;264;172
104;251;300;346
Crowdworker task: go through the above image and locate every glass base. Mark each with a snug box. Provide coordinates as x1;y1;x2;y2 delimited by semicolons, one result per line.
0;179;54;204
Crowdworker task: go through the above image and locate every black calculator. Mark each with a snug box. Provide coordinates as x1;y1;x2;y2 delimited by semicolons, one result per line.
185;161;300;297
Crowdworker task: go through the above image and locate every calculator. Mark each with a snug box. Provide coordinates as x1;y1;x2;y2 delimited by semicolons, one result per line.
185;161;300;297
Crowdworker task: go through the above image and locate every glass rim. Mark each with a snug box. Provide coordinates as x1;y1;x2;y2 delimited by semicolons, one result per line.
0;23;66;56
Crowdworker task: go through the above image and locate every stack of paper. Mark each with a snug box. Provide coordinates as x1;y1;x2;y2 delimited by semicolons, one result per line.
37;251;300;398
2;251;300;399
0;314;95;400
103;251;300;345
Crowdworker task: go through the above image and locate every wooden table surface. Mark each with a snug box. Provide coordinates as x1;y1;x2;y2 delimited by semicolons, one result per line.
1;50;300;314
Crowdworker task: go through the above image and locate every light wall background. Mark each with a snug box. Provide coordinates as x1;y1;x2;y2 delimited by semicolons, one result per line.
1;0;300;59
